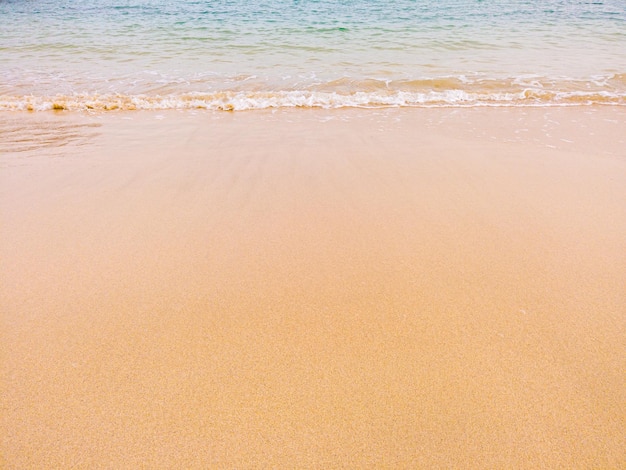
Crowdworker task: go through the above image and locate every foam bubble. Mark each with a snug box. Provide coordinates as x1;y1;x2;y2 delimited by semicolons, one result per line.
1;79;625;112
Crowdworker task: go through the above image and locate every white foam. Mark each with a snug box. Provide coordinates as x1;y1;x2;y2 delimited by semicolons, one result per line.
1;86;625;112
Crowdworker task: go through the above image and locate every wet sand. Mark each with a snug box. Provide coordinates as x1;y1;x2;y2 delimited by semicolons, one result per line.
1;107;625;468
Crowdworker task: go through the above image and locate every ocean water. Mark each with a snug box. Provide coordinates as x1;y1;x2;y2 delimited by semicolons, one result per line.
1;0;625;111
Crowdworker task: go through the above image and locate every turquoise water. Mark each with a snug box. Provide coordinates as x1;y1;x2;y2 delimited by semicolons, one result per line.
1;0;625;110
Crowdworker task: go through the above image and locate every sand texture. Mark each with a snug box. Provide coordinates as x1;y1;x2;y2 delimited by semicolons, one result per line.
1;107;625;468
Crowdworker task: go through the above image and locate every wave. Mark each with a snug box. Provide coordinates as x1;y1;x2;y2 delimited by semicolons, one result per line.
2;75;625;111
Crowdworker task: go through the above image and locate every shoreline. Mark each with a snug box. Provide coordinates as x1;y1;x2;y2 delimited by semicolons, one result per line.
1;106;625;468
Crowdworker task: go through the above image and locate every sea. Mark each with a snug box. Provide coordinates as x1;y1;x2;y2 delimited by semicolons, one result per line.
1;0;625;111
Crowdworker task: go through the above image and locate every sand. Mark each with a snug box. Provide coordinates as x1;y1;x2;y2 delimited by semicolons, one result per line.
1;107;625;468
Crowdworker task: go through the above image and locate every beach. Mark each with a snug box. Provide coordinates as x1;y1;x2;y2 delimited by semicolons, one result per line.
1;106;625;468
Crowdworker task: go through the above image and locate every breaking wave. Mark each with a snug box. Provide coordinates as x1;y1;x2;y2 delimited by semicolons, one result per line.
2;75;625;111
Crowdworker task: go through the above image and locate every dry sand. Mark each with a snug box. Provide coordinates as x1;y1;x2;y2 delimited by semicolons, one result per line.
1;107;625;468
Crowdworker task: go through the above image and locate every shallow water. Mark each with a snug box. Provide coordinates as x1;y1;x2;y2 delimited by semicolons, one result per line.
1;0;625;110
